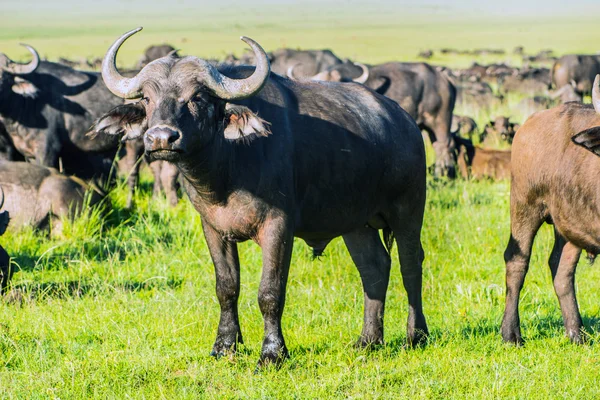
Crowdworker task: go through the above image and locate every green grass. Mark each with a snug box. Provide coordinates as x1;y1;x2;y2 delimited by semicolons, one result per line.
1;176;599;398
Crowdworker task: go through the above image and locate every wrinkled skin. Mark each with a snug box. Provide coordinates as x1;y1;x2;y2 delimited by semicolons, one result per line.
0;55;122;182
305;62;457;178
0;161;104;233
454;136;511;180
94;37;428;367
551;55;600;94
502;98;600;345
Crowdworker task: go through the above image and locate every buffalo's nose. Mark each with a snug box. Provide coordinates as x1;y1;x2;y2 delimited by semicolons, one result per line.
145;127;180;150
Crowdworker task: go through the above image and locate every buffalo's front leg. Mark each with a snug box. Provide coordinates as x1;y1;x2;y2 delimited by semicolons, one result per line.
256;216;294;366
202;221;243;357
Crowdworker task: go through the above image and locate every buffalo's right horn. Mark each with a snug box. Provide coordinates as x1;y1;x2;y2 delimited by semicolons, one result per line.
352;63;369;84
593;75;600;114
1;44;40;75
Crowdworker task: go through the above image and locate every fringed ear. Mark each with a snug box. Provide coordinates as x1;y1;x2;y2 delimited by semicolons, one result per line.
11;77;39;98
88;103;147;141
223;103;271;142
572;127;600;156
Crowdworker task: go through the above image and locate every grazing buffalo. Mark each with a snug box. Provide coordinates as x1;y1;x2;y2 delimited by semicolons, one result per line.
454;136;511;180
551;55;600;94
137;44;179;69
0;187;10;292
0;161;104;233
0;45;122;183
502;75;600;344
234;47;343;78
294;61;457;177
92;28;429;366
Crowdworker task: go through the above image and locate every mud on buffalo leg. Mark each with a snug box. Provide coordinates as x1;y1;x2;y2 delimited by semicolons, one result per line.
256;216;293;366
388;201;428;346
202;221;243;357
343;226;391;347
548;229;584;343
501;203;543;344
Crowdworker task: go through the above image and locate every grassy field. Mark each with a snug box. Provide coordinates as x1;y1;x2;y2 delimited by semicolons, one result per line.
2;5;600;398
2;178;600;398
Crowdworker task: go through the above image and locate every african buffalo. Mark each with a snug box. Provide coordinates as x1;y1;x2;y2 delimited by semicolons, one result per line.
137;44;179;69
0;187;10;292
551;55;600;94
92;28;429;366
454;136;511;180
452;115;478;140
0;161;104;233
502;75;600;344
0;45;122;183
480;117;519;145
239;47;343;77
293;61;457;177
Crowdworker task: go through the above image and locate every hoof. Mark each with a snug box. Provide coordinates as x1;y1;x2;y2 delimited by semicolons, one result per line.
355;335;384;350
407;328;429;348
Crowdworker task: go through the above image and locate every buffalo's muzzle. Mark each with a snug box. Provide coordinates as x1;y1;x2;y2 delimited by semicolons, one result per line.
145;126;181;152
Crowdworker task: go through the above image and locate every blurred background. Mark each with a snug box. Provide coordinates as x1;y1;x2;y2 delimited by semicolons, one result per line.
2;0;599;68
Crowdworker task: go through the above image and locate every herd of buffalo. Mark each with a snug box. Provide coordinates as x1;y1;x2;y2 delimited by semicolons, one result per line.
0;27;599;366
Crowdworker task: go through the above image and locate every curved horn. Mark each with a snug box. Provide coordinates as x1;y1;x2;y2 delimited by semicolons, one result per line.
199;36;270;100
593;75;600;114
1;44;40;75
102;27;146;99
352;63;369;84
287;63;301;80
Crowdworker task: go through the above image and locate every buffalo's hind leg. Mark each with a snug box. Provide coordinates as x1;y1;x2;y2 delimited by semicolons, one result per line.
343;226;392;347
501;202;543;345
388;205;429;347
548;228;584;343
202;220;243;357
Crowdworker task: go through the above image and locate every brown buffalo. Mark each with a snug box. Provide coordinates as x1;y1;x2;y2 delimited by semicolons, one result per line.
501;75;600;344
454;136;511;180
480;117;520;145
451;115;478;140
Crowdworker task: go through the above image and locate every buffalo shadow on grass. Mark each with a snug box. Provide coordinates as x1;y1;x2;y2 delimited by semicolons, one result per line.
4;277;183;303
460;314;600;344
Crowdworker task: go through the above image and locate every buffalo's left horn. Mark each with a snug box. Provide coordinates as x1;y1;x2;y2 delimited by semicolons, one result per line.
593;75;600;114
1;44;40;75
353;63;369;84
198;36;270;100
